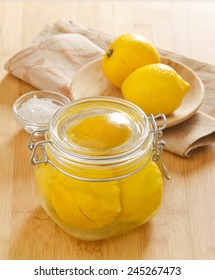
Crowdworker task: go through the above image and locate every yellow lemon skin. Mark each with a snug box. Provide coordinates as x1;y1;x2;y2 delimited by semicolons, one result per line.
35;159;162;237
35;165;53;211
66;115;131;150
102;34;160;88
121;63;190;116
51;177;121;231
117;160;163;224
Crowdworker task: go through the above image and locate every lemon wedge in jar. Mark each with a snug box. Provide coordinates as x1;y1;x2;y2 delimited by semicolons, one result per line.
50;114;127;231
35;164;53;209
66;115;131;150
117;161;163;224
51;179;121;231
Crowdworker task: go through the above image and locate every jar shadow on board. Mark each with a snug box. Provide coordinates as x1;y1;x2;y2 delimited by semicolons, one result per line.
27;97;170;241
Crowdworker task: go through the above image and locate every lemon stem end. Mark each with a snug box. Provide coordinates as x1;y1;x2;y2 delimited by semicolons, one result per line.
107;49;113;58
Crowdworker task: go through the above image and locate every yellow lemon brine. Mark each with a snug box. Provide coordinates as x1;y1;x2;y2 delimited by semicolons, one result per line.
34;97;164;240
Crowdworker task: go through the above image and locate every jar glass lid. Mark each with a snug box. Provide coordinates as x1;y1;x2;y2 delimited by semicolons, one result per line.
48;97;152;159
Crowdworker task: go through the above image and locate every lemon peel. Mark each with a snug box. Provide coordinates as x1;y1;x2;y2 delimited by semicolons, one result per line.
66;115;131;150
121;63;190;116
51;179;121;230
102;34;160;87
116;160;163;224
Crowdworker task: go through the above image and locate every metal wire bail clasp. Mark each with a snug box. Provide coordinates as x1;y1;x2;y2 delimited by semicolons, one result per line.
149;114;171;180
27;129;50;165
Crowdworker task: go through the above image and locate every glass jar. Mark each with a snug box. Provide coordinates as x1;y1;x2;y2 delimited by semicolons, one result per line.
28;97;169;240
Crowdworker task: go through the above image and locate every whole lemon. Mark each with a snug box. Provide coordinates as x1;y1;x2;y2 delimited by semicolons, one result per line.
102;34;160;88
121;63;190;116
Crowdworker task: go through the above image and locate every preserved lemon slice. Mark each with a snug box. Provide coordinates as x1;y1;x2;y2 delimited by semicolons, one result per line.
35;164;53;209
66;114;131;150
51;178;121;230
117;160;162;224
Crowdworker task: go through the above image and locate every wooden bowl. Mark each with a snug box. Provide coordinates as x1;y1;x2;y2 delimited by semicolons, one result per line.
70;57;204;128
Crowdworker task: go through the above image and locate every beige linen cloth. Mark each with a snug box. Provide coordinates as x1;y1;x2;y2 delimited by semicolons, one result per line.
4;20;215;157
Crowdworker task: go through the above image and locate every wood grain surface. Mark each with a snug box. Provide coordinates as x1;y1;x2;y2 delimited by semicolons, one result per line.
0;0;215;260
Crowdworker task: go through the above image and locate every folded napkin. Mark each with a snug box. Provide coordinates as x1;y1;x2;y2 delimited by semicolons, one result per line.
5;20;215;157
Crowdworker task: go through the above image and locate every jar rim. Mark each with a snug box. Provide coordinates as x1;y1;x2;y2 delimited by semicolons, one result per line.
47;96;152;162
